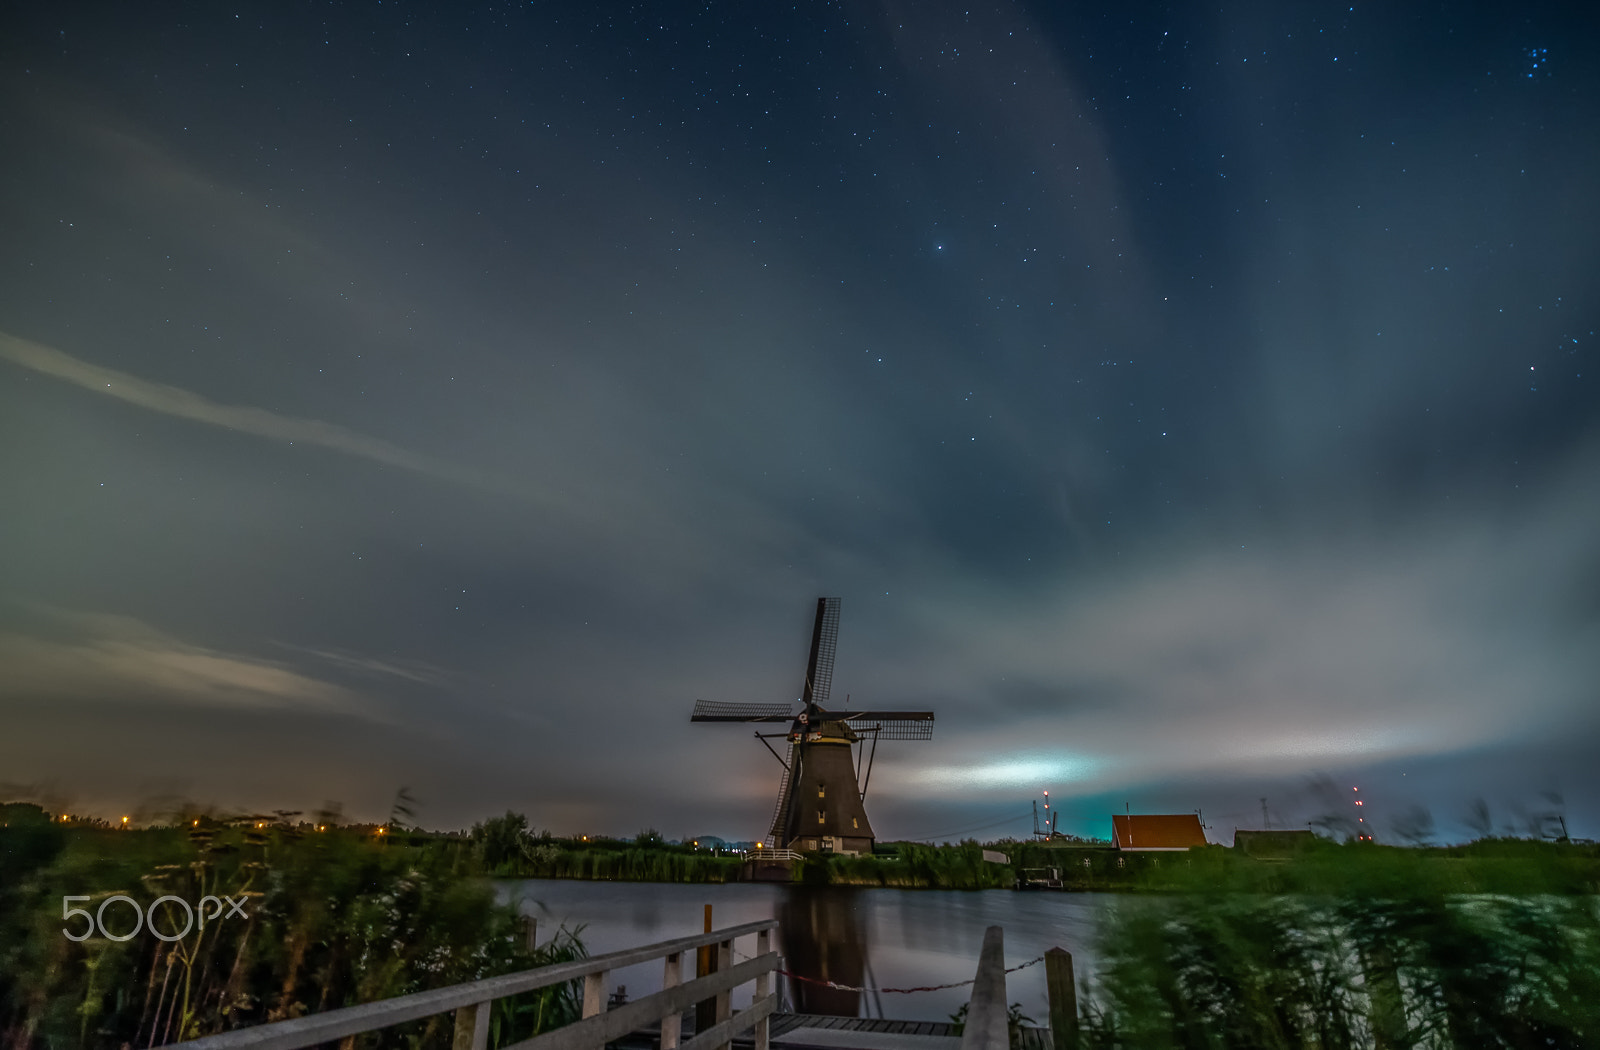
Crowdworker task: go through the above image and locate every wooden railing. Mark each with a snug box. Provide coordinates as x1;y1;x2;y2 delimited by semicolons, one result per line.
160;919;779;1050
742;849;802;862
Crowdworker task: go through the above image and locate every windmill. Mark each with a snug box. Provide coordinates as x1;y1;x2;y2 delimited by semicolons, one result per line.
691;597;934;855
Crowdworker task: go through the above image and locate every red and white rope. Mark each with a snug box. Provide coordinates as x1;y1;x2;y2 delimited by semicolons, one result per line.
772;955;1044;994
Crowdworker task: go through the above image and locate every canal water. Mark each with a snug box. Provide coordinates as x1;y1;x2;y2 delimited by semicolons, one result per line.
497;881;1114;1024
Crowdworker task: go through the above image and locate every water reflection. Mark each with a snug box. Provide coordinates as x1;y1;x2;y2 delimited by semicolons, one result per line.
497;880;1111;1023
777;887;865;1016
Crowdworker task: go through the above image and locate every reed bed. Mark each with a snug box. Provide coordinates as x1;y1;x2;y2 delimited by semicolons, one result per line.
0;809;583;1049
1076;844;1600;1049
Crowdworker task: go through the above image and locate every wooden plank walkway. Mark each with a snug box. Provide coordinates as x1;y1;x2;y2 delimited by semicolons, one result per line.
769;1016;1050;1050
614;1013;1051;1050
770;1014;959;1038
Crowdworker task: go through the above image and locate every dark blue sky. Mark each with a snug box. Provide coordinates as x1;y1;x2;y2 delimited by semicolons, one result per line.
1;1;1596;842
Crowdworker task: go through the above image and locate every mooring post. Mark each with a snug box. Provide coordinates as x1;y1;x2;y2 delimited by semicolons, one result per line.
960;926;1009;1050
696;904;718;1035
524;915;538;953
661;950;682;1050
1045;948;1078;1050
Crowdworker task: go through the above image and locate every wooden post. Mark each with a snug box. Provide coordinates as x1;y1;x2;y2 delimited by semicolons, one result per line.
959;926;1009;1050
451;1001;490;1050
661;951;682;1050
524;915;539;954
754;929;771;1050
582;971;605;1019
715;939;733;1050
696;905;717;1035
1045;948;1078;1050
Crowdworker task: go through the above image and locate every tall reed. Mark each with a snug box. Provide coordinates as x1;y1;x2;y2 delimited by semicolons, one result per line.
1078;843;1600;1049
0;815;583;1049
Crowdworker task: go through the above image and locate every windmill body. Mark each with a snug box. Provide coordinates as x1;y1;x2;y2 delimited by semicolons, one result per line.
776;712;875;853
691;598;933;855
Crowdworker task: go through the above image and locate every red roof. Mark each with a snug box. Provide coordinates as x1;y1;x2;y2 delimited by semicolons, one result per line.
1112;814;1208;850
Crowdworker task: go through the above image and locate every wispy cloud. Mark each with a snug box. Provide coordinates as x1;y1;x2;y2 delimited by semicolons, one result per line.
0;330;510;492
274;644;456;688
874;444;1600;800
0;609;372;716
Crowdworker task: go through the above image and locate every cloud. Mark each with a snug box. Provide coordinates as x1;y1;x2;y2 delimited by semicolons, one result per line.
0;609;371;716
277;645;456;688
0;329;828;587
874;443;1600;800
0;330;511;493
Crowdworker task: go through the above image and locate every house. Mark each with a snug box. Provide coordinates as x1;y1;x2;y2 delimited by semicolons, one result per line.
1232;829;1317;860
1111;813;1208;851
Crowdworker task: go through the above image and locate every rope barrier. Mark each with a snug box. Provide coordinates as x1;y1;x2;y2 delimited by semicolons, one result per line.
772;955;1044;995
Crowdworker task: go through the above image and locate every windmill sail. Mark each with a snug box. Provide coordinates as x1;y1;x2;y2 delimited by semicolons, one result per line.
768;742;799;839
802;597;840;708
841;712;934;740
691;700;794;722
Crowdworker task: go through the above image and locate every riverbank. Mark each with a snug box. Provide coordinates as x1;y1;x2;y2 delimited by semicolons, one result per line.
475;813;1600;894
8;803;1597;1049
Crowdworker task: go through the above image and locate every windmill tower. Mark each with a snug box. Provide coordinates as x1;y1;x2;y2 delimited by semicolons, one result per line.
691;597;934;855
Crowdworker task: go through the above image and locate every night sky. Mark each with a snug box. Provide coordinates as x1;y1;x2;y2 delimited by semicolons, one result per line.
2;2;1597;843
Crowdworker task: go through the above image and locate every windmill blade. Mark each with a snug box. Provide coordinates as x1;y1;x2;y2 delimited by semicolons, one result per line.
769;742;800;839
841;711;935;740
691;700;796;722
850;721;933;740
841;711;935;722
802;597;841;708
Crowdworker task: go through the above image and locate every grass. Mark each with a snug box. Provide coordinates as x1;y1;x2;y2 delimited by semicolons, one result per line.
0;806;585;1049
1075;841;1600;1049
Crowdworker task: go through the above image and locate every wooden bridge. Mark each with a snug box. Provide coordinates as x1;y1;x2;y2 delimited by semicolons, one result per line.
160;921;1072;1050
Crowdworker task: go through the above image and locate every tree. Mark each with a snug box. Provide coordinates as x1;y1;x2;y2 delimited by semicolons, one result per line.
474;811;533;870
1462;797;1493;840
1304;774;1360;841
1390;805;1436;847
389;787;420;831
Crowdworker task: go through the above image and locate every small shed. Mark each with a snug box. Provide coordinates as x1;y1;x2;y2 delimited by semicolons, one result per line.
1111;814;1208;851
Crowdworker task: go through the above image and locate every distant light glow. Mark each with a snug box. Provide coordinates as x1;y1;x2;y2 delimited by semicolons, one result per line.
913;753;1101;788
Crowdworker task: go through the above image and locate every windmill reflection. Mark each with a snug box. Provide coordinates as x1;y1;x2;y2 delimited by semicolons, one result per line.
777;886;868;1017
